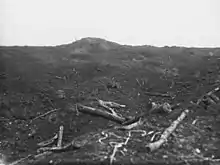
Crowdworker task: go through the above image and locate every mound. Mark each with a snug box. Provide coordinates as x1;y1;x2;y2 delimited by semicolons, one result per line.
59;37;122;54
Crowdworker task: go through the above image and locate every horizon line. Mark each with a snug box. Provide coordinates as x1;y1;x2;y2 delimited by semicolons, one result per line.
0;37;220;49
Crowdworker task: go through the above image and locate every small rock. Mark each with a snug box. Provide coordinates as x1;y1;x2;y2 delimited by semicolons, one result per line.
178;144;183;148
49;160;53;164
195;148;201;154
163;155;168;158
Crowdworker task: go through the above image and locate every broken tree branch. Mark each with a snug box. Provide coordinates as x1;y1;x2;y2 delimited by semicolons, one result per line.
98;99;126;108
115;118;144;130
77;104;126;124
8;155;33;165
150;102;173;113
37;139;82;153
37;134;58;147
122;102;172;126
98;99;124;118
30;108;61;122
109;130;147;165
209;93;220;103
57;125;64;148
146;109;189;152
136;78;142;87
196;87;220;104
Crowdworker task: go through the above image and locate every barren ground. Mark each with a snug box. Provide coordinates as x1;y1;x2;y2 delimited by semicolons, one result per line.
0;38;220;165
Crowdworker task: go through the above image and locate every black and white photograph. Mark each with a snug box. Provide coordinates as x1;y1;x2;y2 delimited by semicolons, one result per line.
0;0;220;164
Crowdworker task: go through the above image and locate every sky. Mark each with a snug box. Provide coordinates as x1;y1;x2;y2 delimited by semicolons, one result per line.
0;0;220;47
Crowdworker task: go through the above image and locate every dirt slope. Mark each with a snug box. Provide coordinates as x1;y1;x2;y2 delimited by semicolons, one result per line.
0;38;220;165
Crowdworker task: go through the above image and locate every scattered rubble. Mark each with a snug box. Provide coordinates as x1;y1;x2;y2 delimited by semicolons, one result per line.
1;45;220;165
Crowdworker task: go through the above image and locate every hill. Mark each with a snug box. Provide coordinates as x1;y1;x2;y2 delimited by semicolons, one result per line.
57;37;123;53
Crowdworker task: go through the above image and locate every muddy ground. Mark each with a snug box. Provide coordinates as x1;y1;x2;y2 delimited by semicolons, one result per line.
0;38;220;165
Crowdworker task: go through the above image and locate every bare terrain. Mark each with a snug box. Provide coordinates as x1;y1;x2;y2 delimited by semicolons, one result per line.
0;38;220;165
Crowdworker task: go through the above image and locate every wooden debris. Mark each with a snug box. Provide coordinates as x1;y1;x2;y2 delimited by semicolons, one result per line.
37;125;81;154
150;102;173;113
55;76;63;80
206;87;220;96
98;101;118;116
8;155;33;165
115;118;144;130
150;132;161;142
37;134;58;147
29;151;52;164
144;91;174;98
197;87;220;105
37;139;82;153
57;125;64;148
77;104;126;124
206;96;216;104
136;78;142;87
209;93;220;102
98;99;126;108
146;109;189;152
109;142;124;165
98;99;124;118
192;119;198;125
98;131;109;144
109;130;146;165
30;108;61;122
37;146;69;153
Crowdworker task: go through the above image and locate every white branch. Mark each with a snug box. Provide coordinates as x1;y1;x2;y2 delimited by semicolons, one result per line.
57;125;64;148
146;109;189;151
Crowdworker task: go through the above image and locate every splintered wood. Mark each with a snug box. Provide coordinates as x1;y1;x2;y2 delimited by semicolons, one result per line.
109;130;147;165
30;108;61;122
57;125;64;148
37;125;82;153
77;103;126;124
146;109;189;152
37;134;58;147
115;118;144;130
196;87;220;105
98;99;126;108
98;99;123;118
17;87;220;164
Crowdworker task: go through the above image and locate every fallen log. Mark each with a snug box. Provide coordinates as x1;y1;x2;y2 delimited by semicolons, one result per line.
77;104;126;124
146;109;189;152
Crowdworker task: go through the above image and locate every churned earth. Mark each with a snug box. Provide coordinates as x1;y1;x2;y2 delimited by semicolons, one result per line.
0;38;220;165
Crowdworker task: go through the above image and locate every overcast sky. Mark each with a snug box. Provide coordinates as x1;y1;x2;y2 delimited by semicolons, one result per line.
0;0;220;47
